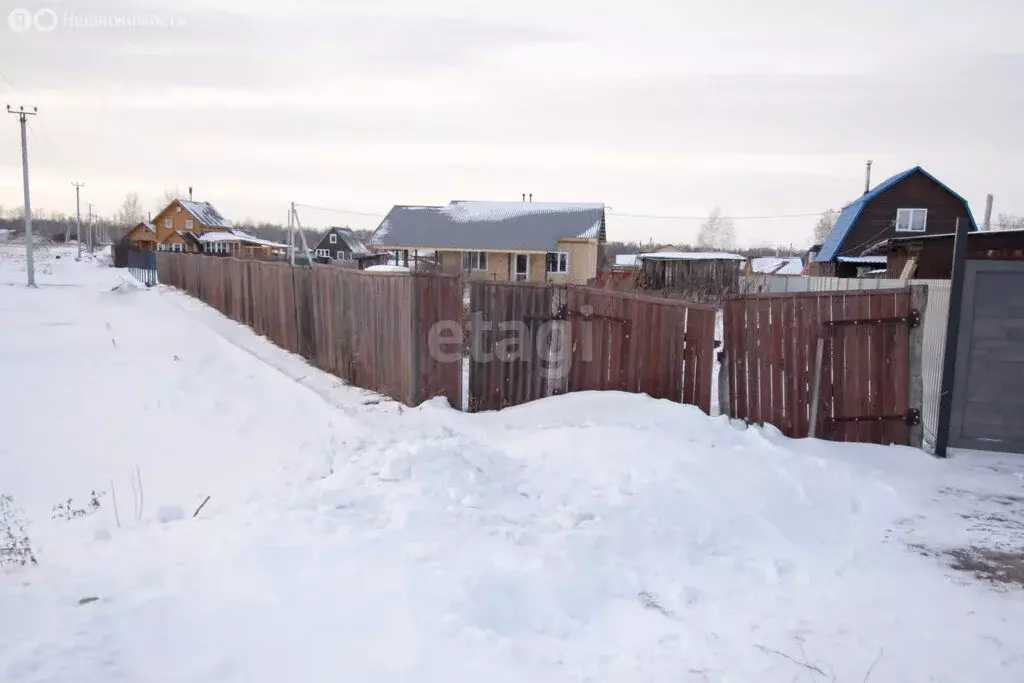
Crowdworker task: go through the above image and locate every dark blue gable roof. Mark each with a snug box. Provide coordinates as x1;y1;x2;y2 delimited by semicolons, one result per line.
816;166;977;262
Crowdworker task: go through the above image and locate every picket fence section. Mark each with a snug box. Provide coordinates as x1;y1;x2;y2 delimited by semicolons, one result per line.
468;282;717;413
157;253;462;407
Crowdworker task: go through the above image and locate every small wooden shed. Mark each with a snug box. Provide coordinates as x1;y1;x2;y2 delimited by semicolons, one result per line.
638;251;746;296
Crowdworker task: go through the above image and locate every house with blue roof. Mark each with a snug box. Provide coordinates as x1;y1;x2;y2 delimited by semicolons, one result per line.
811;166;977;277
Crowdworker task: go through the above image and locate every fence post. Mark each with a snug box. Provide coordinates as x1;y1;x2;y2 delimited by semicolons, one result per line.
808;337;825;438
717;345;730;417
907;285;928;449
409;274;421;405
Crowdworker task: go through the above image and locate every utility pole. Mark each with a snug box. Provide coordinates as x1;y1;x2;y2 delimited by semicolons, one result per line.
288;202;295;266
72;182;84;259
87;202;96;246
6;105;38;286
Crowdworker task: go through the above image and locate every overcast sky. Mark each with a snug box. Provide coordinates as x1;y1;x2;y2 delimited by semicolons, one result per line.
1;0;1021;245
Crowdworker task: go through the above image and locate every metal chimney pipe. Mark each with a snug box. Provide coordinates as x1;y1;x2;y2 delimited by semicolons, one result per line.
983;194;993;231
864;160;873;194
188;186;193;201
521;193;526;202
529;193;533;202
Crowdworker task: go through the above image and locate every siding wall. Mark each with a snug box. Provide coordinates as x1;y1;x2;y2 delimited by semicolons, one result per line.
435;247;596;284
838;171;974;259
152;201;221;242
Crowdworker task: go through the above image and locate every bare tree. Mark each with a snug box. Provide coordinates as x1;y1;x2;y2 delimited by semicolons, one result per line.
813;209;839;244
159;187;181;210
697;206;736;250
116;192;144;227
996;213;1024;231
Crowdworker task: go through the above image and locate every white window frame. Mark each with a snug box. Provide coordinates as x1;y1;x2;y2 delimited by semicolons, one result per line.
170;243;183;253
316;248;330;258
461;251;488;271
337;250;348;260
164;218;172;229
157;243;167;251
895;208;927;233
184;219;193;230
329;233;338;244
546;251;569;274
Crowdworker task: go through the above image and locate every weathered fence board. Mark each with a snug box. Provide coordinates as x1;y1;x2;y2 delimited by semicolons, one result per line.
468;282;717;413
724;289;913;445
157;253;461;408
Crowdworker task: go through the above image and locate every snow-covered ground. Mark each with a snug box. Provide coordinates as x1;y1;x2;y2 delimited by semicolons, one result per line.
2;245;1024;682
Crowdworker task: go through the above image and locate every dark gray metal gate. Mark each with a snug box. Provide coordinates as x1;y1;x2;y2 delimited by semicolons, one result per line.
948;260;1024;453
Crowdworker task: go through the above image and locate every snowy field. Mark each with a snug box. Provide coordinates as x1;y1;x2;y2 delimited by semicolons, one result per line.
2;245;1024;682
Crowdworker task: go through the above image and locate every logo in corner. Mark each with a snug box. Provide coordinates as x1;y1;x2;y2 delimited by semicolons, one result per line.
7;8;33;33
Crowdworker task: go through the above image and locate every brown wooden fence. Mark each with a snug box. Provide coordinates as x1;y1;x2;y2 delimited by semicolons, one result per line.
157;253;462;407
468;281;717;413
723;289;915;445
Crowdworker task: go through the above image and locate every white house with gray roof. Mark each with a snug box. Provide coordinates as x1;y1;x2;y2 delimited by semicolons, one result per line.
369;200;606;284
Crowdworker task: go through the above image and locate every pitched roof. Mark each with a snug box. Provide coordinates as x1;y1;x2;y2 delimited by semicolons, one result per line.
198;229;288;248
177;199;230;228
329;227;369;254
837;255;887;264
750;256;804;275
175;230;202;245
815;166;977;262
370;201;605;252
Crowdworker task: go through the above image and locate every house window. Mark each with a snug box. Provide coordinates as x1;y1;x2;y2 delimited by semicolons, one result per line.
337;250;348;260
170;243;183;253
157;243;167;251
546;251;569;273
164;218;172;228
896;208;927;232
461;251;488;270
316;248;330;258
329;233;338;244
185;219;193;230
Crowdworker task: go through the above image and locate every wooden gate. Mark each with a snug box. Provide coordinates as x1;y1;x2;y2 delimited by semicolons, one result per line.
468;281;716;413
724;289;918;445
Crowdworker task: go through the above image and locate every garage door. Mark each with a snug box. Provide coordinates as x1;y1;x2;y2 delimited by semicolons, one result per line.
949;260;1024;453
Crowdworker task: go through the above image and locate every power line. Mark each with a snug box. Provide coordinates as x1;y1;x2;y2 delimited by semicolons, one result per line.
292;202;828;222
292;202;385;218
609;209;824;221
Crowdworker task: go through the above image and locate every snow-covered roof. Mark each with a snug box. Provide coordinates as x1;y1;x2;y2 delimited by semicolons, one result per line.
328;227;370;255
750;256;804;275
177;200;230;228
371;201;605;252
198;230;288;248
640;251;746;261
615;254;639;267
132;221;155;233
365;264;410;273
837;255;887;264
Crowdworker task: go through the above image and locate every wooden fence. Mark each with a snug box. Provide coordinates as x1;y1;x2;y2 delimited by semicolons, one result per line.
157;253;462;407
723;289;916;445
468;281;717;413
